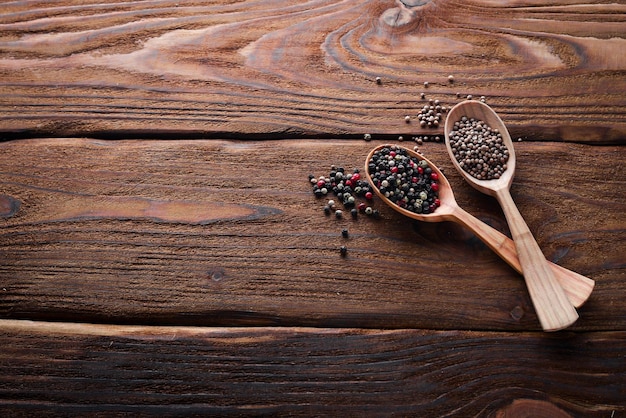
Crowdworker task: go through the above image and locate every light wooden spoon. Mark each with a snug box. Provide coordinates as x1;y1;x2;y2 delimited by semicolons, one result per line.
443;100;581;331
364;144;594;312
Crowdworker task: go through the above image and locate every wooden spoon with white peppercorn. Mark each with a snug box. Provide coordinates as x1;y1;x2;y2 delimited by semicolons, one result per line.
444;100;583;331
364;144;594;313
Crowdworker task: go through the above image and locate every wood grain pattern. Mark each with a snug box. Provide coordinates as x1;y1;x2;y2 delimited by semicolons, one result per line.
1;139;624;331
0;320;624;416
1;2;624;414
1;0;625;142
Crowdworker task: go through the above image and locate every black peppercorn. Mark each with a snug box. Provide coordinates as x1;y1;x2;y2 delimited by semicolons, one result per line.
366;145;440;215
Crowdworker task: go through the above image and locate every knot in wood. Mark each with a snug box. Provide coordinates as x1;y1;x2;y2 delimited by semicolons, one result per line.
0;195;20;218
208;268;226;282
510;305;525;322
380;7;415;28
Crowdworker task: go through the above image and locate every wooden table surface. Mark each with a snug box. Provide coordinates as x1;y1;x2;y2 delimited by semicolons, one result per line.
1;1;625;416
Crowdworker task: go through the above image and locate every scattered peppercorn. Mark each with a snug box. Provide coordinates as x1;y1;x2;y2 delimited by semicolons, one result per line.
340;246;348;257
310;166;373;204
366;145;440;214
416;101;447;129
310;163;381;224
448;116;510;180
308;163;386;258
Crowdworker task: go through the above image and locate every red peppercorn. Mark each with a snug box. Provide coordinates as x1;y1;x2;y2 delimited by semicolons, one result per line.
391;166;398;173
358;202;367;212
345;179;352;187
431;172;439;181
365;191;373;200
435;198;441;207
352;173;361;181
417;166;424;174
431;182;439;192
317;180;325;188
390;151;396;157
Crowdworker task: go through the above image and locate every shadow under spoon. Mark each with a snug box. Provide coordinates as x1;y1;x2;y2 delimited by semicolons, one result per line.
364;144;594;317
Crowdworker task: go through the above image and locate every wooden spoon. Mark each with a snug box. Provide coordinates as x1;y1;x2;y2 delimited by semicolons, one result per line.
364;144;594;312
443;100;580;331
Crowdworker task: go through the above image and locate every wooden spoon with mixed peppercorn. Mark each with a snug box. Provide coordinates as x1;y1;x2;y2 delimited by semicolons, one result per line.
444;100;584;331
364;144;594;314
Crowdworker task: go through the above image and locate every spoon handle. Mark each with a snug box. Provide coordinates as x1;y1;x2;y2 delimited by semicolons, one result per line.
495;189;579;331
450;206;594;308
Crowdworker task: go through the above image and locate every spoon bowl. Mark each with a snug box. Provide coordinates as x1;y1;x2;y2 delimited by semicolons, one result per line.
364;144;594;314
444;100;516;197
444;100;581;331
364;145;458;224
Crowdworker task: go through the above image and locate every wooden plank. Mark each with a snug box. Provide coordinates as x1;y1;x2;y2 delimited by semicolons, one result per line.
0;320;624;416
1;139;624;331
1;1;624;142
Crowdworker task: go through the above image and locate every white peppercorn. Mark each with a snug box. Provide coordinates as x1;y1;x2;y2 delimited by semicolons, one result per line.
448;116;510;180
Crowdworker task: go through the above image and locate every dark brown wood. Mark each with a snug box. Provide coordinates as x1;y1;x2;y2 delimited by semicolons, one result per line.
0;0;625;142
1;139;624;331
0;320;624;416
1;1;625;415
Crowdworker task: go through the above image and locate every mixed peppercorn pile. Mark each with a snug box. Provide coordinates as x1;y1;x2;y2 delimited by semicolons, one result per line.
367;145;441;215
309;166;380;220
308;145;443;257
